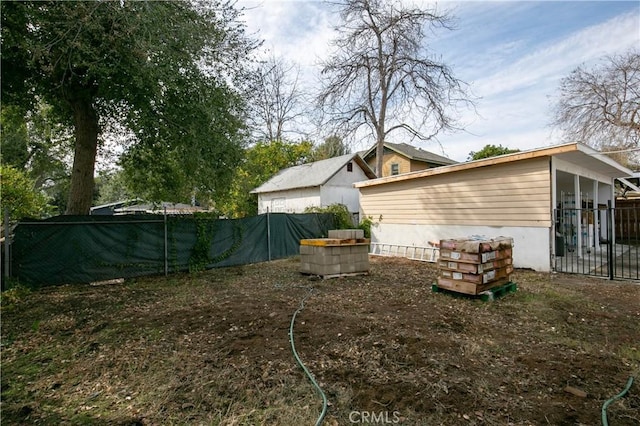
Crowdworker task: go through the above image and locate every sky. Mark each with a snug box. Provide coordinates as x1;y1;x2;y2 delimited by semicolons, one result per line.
238;0;640;162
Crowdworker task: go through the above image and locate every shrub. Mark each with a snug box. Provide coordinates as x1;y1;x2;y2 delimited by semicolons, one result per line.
0;165;50;222
304;203;353;230
304;204;380;238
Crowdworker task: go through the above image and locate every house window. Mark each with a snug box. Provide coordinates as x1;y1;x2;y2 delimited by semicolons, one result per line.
391;163;399;175
347;161;353;172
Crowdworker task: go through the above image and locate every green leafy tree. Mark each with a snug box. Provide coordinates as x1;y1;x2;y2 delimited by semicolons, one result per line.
468;144;520;161
0;106;29;168
1;103;73;215
0;165;50;222
219;140;314;218
1;1;257;214
311;135;349;161
94;170;135;206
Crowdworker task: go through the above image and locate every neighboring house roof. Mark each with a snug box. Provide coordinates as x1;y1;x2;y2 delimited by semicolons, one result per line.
361;142;457;166
618;177;640;192
251;153;376;194
90;199;142;215
355;142;634;188
617;175;640;198
116;202;209;215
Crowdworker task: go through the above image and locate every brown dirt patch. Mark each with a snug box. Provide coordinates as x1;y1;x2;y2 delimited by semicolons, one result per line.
2;256;639;425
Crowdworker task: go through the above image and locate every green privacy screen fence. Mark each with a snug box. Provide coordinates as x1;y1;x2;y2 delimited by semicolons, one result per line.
11;213;335;288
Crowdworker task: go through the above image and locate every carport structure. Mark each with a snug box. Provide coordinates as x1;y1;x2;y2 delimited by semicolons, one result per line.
552;145;639;279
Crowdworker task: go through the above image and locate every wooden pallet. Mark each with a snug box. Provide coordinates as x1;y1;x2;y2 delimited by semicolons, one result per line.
439;265;514;285
432;281;517;301
369;242;439;263
435;276;511;295
479;282;518;301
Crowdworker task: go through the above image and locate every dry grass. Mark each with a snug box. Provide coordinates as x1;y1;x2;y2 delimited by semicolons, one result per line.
2;257;639;425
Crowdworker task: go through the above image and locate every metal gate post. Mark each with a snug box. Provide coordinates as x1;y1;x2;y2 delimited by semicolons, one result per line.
607;200;614;280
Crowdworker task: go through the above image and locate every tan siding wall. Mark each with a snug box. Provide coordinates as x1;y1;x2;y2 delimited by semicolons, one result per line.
382;153;411;176
409;160;430;173
360;157;552;227
366;153;430;176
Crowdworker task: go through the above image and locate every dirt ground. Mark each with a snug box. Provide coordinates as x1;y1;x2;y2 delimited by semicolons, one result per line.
2;256;639;425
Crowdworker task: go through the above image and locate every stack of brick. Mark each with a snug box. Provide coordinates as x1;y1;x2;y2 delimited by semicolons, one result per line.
299;229;370;277
436;236;513;295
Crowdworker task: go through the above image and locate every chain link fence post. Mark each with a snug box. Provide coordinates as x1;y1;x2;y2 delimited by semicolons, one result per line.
267;208;272;261
2;207;10;289
164;207;168;276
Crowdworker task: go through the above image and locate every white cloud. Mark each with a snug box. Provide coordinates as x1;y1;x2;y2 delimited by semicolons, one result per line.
473;10;640;97
239;1;640;160
434;8;640;161
240;0;335;97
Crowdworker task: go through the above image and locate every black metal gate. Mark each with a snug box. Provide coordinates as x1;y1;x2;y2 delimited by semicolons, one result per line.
553;202;639;280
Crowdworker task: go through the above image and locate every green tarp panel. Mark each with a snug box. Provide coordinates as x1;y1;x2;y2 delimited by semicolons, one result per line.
268;213;334;259
11;213;334;288
12;215;166;287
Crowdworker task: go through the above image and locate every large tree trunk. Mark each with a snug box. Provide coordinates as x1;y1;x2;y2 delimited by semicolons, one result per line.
65;99;99;215
375;138;384;178
375;120;386;177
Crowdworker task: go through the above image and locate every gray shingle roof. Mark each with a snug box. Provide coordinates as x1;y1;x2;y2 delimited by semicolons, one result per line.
362;142;457;166
251;153;374;194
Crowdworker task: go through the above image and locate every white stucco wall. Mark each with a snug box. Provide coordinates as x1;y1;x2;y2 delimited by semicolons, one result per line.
320;162;371;213
371;222;551;271
257;187;321;214
332;160;371;186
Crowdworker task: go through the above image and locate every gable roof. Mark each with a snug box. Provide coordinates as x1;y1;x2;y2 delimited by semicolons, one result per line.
251;153;376;194
361;142;457;166
355;142;633;188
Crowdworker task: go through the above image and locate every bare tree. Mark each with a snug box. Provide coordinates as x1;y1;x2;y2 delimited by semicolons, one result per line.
317;0;470;176
250;56;308;141
553;49;640;158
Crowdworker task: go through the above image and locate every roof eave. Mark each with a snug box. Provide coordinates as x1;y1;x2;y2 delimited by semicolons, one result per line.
364;141;456;165
251;184;320;195
575;143;634;176
355;142;582;188
353;154;377;179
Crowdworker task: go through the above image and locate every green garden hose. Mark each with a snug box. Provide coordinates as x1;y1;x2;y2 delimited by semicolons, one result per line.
601;376;634;426
289;287;328;426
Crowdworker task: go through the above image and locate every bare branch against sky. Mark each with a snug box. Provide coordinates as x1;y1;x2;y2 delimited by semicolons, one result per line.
317;0;473;175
